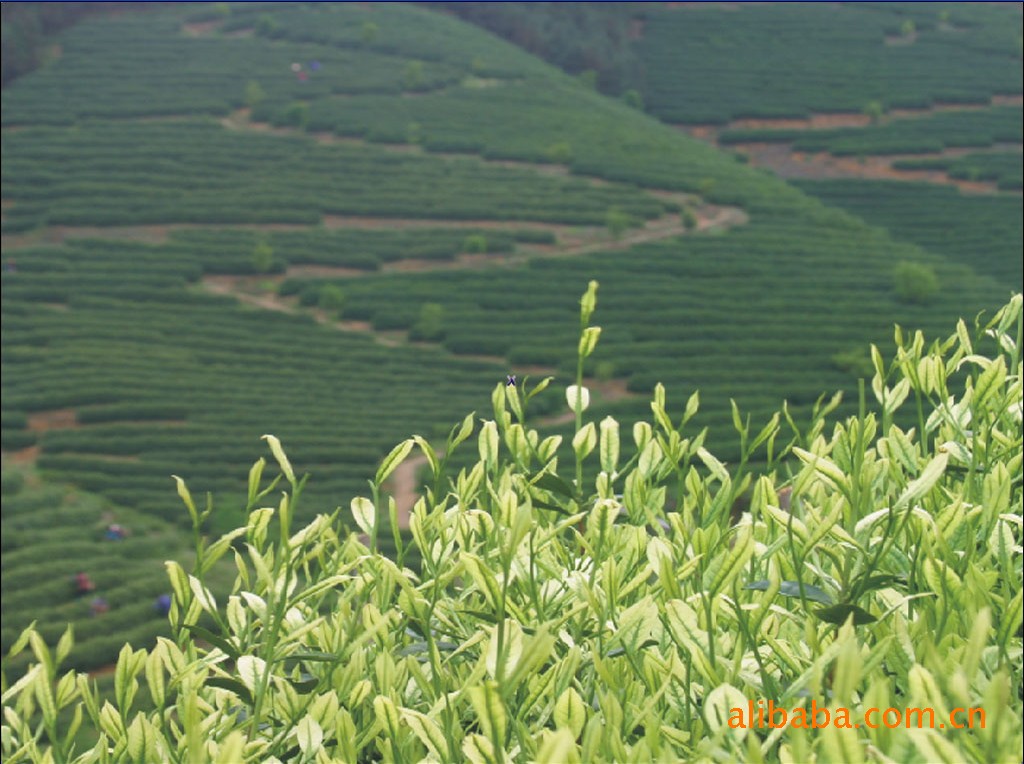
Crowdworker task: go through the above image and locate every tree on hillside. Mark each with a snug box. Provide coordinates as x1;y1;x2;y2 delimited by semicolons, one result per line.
245;80;266;109
411;302;445;340
893;260;939;304
251;239;274;273
318;284;345;315
606;206;635;240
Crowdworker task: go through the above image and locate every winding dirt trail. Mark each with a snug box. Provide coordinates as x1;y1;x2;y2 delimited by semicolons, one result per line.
197;196;744;350
680;94;1023;195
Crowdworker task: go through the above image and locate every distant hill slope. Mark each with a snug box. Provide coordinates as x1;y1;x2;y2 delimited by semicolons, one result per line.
0;468;183;671
1;0;1016;567
635;2;1022;124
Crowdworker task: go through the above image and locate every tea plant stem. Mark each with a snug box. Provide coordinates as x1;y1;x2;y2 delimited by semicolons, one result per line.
249;481;305;742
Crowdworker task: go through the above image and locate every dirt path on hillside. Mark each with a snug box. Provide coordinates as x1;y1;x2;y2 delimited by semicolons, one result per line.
680;94;1022;195
728;142;1018;194
686;94;1024;137
1;194;741;254
197;196;743;345
4;103;747;252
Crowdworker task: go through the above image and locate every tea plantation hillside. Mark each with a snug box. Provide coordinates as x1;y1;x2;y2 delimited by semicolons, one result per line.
1;2;1019;672
635;2;1022;124
0;468;186;673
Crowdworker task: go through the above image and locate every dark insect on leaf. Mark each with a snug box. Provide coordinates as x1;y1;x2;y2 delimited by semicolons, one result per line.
507;375;517;387
815;604;877;626
745;580;834;606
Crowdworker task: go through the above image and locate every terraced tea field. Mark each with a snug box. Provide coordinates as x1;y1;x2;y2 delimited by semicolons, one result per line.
2;2;1020;672
0;468;184;673
636;3;1022;124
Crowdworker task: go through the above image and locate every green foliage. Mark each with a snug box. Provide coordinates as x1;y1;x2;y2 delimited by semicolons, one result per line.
462;233;488;254
405;120;422;145
282;101;309;130
3;288;1021;763
893;260;940;304
361;20;379;44
410;302;446;341
403;60;425;91
0;470;24;496
831;346;875;378
255;13;278;37
0;470;182;673
636;3;1022;123
317;284;345;315
621;88;643;111
250;238;273;274
438;2;643;94
577;69;597;90
863;99;885;124
719;106;1023;156
1;2;96;85
244;79;266;109
1;5;1021;703
544;141;573;164
892;151;1024;191
604;206;635;240
594;359;616;382
2;122;663;228
796;179;1023;288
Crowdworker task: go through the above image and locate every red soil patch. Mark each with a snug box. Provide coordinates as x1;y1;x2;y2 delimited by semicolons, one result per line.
285;264;371;278
337;319;374;333
27;408;79;433
5;409;80;465
731;113;870;131
181;20;221;37
732;141;1016;195
320;215;569;232
884;32;917;46
5;446;40;465
687;94;1024;142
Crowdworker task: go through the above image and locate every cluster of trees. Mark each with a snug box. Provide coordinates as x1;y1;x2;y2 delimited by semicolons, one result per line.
3;3;90;85
1;3;164;86
432;2;646;96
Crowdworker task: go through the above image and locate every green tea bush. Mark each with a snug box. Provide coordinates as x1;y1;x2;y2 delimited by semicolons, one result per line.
893;260;940;304
317;285;345;315
2;285;1022;763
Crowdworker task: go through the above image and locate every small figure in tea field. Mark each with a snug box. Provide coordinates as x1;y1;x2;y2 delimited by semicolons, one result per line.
73;572;95;596
104;523;127;541
89;597;109;616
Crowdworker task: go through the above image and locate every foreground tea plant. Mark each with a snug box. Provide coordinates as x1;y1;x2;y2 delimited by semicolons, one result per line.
3;286;1021;763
